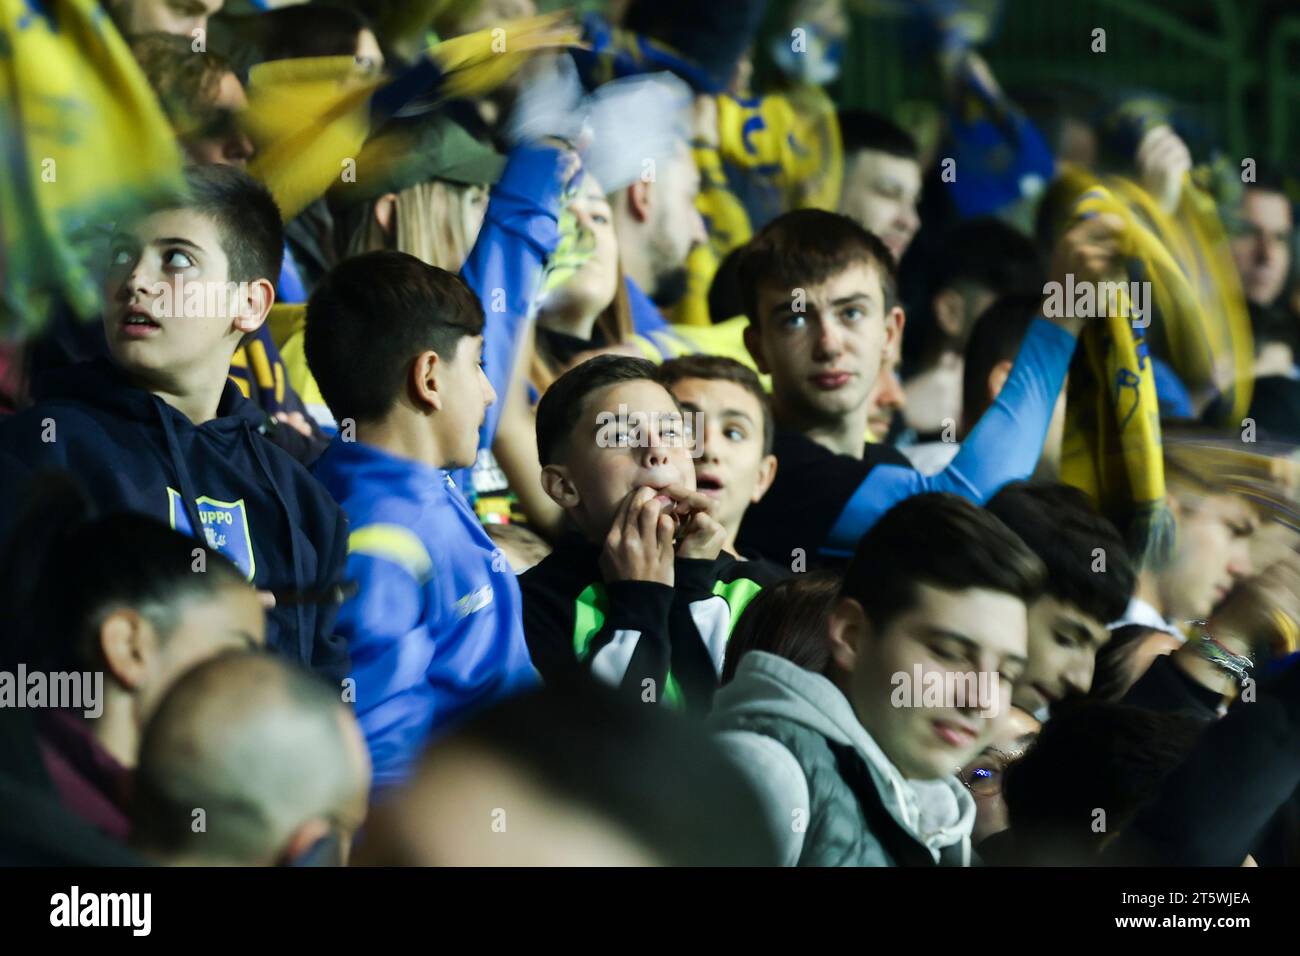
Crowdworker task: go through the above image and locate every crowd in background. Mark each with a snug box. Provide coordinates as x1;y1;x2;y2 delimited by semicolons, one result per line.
3;0;1300;868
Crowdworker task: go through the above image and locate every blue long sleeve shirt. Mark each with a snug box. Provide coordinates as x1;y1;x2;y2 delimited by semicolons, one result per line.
313;437;537;789
737;318;1076;563
450;144;564;499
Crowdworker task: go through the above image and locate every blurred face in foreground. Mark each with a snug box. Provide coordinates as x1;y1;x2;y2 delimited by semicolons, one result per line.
353;742;662;866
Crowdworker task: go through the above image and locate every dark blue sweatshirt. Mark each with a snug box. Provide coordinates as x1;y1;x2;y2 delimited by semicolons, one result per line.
0;359;350;680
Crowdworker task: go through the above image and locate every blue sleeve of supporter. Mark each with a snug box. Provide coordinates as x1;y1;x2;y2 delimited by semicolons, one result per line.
823;318;1075;557
460;143;564;449
625;275;671;336
333;551;434;785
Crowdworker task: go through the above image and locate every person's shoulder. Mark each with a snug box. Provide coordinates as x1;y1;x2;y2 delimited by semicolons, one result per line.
520;536;598;593
242;428;345;522
715;551;789;586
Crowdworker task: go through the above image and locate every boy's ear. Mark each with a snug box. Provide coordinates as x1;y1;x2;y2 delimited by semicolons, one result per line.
826;596;868;676
411;349;443;412
626;179;654;223
743;322;769;375
98;608;154;692
751;453;778;504
373;192;399;237
885;305;905;357
232;277;275;336
540;463;580;510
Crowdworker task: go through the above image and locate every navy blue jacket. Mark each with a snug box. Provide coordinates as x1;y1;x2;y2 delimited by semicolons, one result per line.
0;359;350;680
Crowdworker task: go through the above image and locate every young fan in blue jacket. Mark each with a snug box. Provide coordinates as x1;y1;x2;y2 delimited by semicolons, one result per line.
306;251;537;790
0;166;350;680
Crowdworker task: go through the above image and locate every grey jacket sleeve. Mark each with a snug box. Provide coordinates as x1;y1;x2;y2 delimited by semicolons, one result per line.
715;730;811;867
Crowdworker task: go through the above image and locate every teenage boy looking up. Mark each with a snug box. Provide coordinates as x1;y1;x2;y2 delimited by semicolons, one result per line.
306;251;537;791
735;207;1123;565
522;356;781;712
711;493;1045;866
0;165;349;679
653;355;778;562
986;481;1137;719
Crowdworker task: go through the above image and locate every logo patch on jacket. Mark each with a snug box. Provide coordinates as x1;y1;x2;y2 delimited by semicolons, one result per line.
454;585;493;620
167;487;257;580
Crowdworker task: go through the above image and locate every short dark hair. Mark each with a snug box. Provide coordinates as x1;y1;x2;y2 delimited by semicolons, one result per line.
707;245;746;323
841;493;1046;635
927;218;1043;302
535;354;663;466
737;209;899;326
1001;701;1203;863
654;354;774;455
986;481;1136;625
358;685;780;866
722;572;841;683
305;251;484;424
180;164;283;284
838;109;919;161
960;293;1044;431
0;473;247;672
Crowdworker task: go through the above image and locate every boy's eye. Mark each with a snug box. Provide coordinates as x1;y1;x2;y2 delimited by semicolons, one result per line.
842;307;865;322
164;249;195;270
781;313;806;330
110;246;135;267
591;214;609;226
930;644;963;664
724;426;746;442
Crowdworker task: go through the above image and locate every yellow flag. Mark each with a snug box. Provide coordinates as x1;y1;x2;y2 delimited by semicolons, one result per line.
0;0;184;338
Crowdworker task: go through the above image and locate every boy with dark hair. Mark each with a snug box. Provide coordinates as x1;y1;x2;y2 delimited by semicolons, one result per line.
836;108;922;264
522;355;781;712
986;481;1137;717
711;492;1045;866
307;250;536;790
0;164;349;679
653;354;777;561
735;207;1117;566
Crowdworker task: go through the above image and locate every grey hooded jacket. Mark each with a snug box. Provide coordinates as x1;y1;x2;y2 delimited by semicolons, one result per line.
710;651;976;867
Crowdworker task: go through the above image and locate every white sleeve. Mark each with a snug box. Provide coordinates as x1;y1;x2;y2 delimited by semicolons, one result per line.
714;730;811;867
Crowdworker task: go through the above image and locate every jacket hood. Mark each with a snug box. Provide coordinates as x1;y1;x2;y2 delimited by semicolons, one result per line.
713;651;976;862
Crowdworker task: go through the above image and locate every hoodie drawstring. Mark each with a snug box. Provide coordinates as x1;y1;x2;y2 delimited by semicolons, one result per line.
156;402;207;549
244;421;308;663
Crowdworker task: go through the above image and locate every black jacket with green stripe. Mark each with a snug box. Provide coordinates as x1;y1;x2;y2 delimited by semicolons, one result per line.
520;535;786;712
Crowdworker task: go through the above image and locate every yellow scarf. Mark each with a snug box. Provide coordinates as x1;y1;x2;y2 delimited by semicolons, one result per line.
1057;170;1253;568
